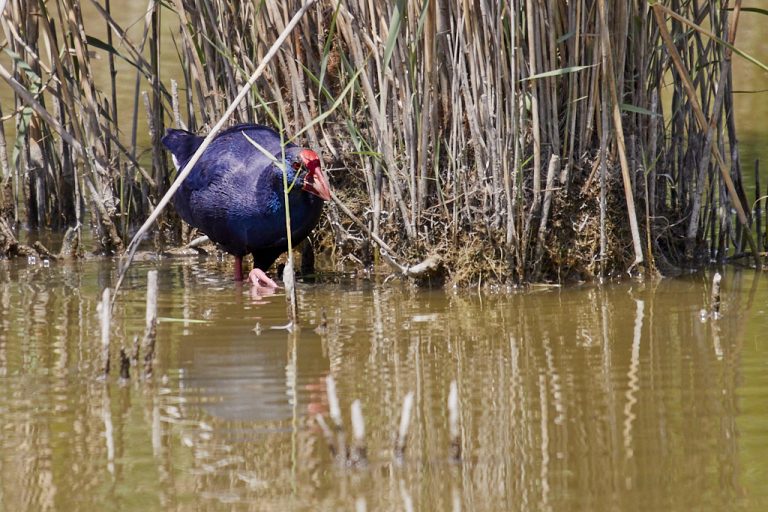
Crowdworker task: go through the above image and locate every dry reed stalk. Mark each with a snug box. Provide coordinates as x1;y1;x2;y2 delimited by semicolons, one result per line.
754;161;761;253
349;399;367;467
119;348;130;380
0;100;10;188
314;414;338;458
325;374;346;464
148;1;166;189
142;270;158;376
684;1;742;260
394;390;415;461
448;380;460;462
99;287;111;376
652;3;759;268
599;71;608;277
598;0;643;269
710;272;722;317
523;0;542;260
764;173;768;254
533;155;560;278
39;1;121;247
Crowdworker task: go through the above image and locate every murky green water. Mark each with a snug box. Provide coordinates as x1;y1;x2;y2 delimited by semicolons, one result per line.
1;257;767;511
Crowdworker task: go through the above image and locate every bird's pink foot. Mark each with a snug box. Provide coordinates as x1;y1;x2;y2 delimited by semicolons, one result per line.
248;268;278;288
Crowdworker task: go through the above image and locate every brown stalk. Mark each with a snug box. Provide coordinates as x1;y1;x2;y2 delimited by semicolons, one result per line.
598;0;643;268
652;3;759;269
685;2;742;260
523;0;542;262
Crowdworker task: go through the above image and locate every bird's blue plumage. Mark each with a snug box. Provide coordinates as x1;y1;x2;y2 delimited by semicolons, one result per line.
162;124;326;271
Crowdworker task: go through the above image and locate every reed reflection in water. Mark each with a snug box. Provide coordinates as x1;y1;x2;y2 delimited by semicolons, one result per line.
0;258;766;511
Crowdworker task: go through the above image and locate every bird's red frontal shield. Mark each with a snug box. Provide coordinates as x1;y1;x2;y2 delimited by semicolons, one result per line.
300;149;331;201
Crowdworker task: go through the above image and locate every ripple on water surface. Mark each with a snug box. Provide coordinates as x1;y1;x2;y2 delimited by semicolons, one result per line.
1;258;768;510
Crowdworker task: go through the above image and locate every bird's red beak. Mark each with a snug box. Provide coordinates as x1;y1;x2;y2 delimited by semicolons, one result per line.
300;149;331;201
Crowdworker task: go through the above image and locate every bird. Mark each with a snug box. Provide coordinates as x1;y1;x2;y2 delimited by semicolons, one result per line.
161;123;331;287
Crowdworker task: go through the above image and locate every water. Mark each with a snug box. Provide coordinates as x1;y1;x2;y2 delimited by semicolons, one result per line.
1;256;767;511
3;7;768;509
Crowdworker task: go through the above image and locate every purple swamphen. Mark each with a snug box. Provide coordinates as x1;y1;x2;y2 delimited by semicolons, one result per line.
161;124;331;287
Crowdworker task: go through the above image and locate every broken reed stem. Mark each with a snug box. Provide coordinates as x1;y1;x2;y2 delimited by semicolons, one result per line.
533;155;560;277
652;3;760;269
119;349;130;380
685;0;741;261
329;192;442;279
283;257;297;326
316;378;366;467
100;288;111;377
756;160;762;253
349;399;367;467
279;124;297;325
142;270;158;376
170;78;184;129
325;375;346;461
710;272;722;318
448;380;461;462
394;391;415;462
599;72;609;278
131;334;140;366
314;307;328;335
598;0;643;269
326;375;342;426
315;414;337;458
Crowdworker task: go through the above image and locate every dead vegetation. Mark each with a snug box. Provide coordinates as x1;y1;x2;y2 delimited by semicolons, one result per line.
1;0;765;285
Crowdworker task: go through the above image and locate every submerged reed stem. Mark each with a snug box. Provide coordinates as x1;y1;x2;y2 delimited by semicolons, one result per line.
394;391;415;462
99;288;111;377
710;272;722;318
143;270;159;376
325;374;346;462
315;414;337;458
349;399;367;467
448;380;461;462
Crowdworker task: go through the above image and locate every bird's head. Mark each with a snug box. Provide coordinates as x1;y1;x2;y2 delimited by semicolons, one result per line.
285;148;331;201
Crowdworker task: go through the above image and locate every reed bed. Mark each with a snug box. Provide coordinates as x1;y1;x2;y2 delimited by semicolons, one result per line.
0;0;764;284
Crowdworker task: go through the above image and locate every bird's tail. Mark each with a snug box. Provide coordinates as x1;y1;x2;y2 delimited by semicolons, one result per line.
161;129;204;169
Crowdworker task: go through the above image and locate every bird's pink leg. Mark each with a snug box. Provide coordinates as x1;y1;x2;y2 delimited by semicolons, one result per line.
234;255;244;281
248;268;278;288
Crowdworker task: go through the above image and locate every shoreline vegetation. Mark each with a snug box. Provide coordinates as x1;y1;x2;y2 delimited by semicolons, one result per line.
1;0;766;286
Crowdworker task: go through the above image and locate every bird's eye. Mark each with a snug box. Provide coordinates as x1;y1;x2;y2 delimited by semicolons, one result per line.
292;161;302;171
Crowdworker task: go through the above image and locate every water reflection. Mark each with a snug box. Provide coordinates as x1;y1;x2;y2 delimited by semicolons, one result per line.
181;334;317;423
0;258;767;510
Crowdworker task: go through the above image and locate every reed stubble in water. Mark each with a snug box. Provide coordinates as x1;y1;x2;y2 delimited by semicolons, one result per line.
99;287;111;376
315;376;367;467
1;0;764;284
394;391;415;462
142;270;159;376
710;272;722;318
313;380;466;468
349;399;367;467
448;380;461;462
